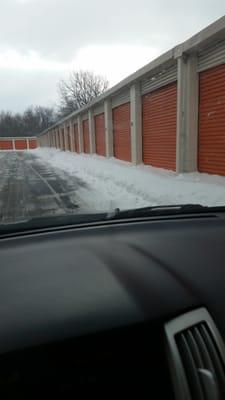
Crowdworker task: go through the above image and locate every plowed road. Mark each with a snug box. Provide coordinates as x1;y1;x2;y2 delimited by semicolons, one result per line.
0;151;87;223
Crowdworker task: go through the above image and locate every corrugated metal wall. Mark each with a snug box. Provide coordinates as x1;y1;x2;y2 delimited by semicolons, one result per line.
142;83;177;171
198;63;225;176
95;113;105;156
93;104;104;116
198;39;225;72
113;102;131;162
141;65;177;95
112;90;130;108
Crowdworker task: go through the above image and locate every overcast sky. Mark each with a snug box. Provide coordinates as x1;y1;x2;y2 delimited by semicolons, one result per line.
0;0;224;112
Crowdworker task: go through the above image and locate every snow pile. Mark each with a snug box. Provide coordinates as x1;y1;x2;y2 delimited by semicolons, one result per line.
33;148;225;211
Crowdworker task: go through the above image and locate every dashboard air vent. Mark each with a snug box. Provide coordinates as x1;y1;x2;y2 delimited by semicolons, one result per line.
165;308;225;400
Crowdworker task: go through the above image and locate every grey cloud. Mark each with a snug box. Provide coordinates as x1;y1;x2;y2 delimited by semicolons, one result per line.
0;0;225;61
0;68;60;112
0;0;224;112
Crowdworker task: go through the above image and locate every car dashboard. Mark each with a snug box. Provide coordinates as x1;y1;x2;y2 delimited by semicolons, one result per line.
0;212;225;398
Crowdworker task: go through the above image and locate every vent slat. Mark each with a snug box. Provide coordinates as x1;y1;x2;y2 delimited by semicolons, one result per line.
166;308;225;400
192;326;216;374
199;324;225;391
185;330;204;369
177;333;205;400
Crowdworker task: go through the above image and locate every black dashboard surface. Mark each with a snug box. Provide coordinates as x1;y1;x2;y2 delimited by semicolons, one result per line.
0;213;225;355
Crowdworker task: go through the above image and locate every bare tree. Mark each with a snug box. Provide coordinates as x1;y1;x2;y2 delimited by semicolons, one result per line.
0;106;56;137
57;70;109;118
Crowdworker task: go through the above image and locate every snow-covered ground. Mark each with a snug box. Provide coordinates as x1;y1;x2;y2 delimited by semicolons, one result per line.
34;148;225;212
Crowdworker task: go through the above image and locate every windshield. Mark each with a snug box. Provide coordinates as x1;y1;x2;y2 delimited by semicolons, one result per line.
1;2;225;229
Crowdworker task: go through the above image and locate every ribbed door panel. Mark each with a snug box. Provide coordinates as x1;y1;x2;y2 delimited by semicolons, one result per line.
112;90;130;108
28;139;37;149
0;140;13;150
15;139;27;150
141;65;177;95
199;64;225;176
68;133;71;151
198;39;225;72
95;113;105;156
74;124;79;153
142;83;177;171
61;130;65;150
83;120;90;153
112;102;131;162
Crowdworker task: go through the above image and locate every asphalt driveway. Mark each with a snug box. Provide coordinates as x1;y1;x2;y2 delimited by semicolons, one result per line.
0;151;87;223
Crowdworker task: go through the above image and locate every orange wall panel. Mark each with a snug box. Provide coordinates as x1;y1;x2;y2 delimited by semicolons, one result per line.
142;83;177;171
0;140;13;150
15;139;28;150
198;64;225;176
112;102;131;162
95;113;105;156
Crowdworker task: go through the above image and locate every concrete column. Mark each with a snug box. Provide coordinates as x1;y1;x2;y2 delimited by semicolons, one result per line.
130;83;142;165
26;139;29;150
176;53;199;173
88;109;96;154
77;116;84;152
104;99;113;157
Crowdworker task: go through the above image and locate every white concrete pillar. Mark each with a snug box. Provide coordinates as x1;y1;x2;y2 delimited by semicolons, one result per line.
130;83;142;165
26;139;29;150
104;99;113;157
176;54;199;173
88;109;96;154
77;116;84;153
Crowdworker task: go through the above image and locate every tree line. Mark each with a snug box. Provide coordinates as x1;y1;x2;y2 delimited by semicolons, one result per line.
0;71;109;137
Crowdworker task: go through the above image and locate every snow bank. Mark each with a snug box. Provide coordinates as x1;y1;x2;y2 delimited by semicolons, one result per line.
33;148;225;211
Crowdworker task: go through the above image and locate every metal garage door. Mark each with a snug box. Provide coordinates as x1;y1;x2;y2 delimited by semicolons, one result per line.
58;130;61;149
83;120;90;153
15;139;28;150
142;82;177;171
67;127;71;151
61;129;65;150
198;63;225;176
74;124;79;152
0;140;13;150
28;139;37;149
95;113;105;156
112;102;131;162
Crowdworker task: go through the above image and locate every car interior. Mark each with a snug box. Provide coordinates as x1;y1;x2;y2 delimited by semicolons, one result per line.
0;209;225;398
